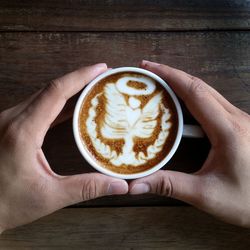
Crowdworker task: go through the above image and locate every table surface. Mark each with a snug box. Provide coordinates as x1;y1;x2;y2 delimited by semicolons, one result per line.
0;0;250;249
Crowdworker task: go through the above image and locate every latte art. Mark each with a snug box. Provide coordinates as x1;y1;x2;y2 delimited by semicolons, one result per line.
116;76;155;95
79;72;178;174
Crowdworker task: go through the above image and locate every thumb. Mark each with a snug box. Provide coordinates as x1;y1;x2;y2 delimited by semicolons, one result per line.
129;170;202;206
54;173;128;207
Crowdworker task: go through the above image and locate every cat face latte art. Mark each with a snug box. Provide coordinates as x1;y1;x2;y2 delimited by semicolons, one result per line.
73;68;183;179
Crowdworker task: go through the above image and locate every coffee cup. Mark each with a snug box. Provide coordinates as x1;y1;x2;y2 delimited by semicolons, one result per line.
73;67;204;179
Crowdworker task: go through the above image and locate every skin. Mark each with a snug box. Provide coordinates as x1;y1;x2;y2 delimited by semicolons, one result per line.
130;60;250;228
0;64;128;233
0;61;249;231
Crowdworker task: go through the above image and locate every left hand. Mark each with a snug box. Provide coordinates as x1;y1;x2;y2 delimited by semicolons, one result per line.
0;63;128;233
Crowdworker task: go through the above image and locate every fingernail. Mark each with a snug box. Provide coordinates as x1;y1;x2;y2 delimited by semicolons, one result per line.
94;63;107;69
142;60;160;67
130;183;150;195
141;60;149;66
107;181;128;195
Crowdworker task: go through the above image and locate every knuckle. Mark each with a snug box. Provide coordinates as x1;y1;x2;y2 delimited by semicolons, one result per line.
49;79;61;92
155;171;174;197
81;177;98;201
230;119;248;137
3;118;27;147
158;63;166;70
47;79;65;99
157;64;170;76
188;76;207;98
4;120;20;144
237;109;250;121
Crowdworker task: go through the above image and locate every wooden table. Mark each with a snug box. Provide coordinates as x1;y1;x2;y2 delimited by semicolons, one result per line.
0;1;250;249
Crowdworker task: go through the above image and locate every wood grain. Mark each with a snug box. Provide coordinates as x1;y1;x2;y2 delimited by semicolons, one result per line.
0;31;249;206
0;32;249;112
0;0;250;31
1;1;250;248
1;207;250;249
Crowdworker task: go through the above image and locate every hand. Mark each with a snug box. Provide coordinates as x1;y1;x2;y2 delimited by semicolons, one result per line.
130;60;250;227
0;64;128;233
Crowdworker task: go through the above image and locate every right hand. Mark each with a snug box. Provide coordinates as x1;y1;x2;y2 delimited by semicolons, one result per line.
130;60;250;227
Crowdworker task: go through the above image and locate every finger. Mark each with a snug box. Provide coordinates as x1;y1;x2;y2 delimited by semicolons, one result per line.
4;87;77;128
19;63;107;145
50;93;80;128
141;60;231;143
52;173;128;207
141;61;236;114
0;89;43;124
203;84;238;114
12;89;43;114
129;170;202;206
7;89;78;129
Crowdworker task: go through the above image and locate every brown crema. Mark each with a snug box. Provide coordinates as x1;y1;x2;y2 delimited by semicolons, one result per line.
79;72;178;174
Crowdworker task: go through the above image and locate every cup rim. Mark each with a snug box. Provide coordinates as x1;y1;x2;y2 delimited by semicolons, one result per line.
73;67;183;179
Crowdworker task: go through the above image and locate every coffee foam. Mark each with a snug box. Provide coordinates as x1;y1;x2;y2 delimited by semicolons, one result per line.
79;72;178;174
116;76;155;95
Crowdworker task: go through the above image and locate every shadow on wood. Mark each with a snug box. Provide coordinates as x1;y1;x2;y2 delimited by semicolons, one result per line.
1;207;250;249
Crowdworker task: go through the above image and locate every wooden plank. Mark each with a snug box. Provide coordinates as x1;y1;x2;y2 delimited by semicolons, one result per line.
0;207;250;249
0;32;249;206
0;32;249;111
0;0;250;31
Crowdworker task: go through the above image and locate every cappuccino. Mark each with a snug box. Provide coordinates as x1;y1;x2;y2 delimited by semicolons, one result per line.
78;72;178;174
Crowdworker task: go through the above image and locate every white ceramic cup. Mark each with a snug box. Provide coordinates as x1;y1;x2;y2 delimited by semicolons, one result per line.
73;67;204;179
